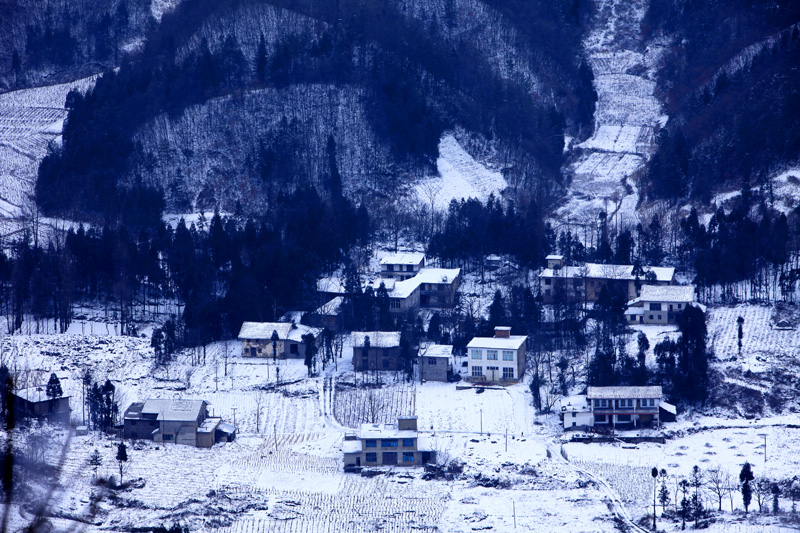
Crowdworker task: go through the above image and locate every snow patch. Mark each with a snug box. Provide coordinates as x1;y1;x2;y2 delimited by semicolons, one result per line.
415;134;507;211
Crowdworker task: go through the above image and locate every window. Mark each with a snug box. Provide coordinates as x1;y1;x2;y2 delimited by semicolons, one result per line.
617;414;631;422
402;438;414;447
290;343;298;354
502;350;514;361
669;304;673;311
365;439;377;448
649;303;662;311
657;314;662;321
381;439;398;448
503;367;514;379
471;350;482;360
163;434;173;441
428;358;437;365
471;366;483;377
391;300;400;309
629;315;635;321
571;412;576;418
649;315;653;320
387;265;394;271
593;399;608;408
382;359;391;369
487;350;498;360
406;265;413;272
403;452;415;462
366;452;377;463
250;347;257;357
677;303;682;309
544;278;551;285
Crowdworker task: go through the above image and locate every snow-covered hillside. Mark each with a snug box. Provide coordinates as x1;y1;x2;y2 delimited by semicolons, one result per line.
559;0;668;231
0;75;96;220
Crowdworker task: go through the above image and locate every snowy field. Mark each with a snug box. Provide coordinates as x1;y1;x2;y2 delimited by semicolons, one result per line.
413;134;507;211
0;75;97;224
3;295;800;531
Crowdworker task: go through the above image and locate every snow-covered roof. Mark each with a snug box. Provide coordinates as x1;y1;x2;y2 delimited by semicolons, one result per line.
546;254;564;260
14;386;69;403
467;335;527;350
314;296;344;316
317;276;346;294
342;440;362;454
560;395;590;412
359;423;417;439
198;417;220;433
380;252;425;266
351;331;401;348
587;386;662;399
217;422;236;434
420;344;453;359
660;401;677;415
540;263;675;283
624;307;644;315
140;399;208;422
413;268;461;285
238;322;321;342
638;284;695;303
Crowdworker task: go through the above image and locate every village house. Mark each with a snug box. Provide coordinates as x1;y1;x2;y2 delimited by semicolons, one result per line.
624;284;697;324
415;268;461;307
560;386;672;430
12;386;71;426
343;416;436;469
351;331;403;371
307;296;345;332
365;278;421;317
466;326;527;383
419;344;452;382
380;252;425;281
238;321;322;359
123;399;235;447
539;255;675;304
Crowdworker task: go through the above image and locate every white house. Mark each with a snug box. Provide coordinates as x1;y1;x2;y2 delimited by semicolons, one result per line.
560;386;666;430
624;285;696;325
238;321;322;359
466;326;527;383
380;252;425;281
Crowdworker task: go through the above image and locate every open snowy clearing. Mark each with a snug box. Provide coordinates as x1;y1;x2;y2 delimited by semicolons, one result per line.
413;134;507;211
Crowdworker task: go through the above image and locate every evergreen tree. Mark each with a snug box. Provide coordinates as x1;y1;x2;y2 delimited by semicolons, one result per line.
0;365;13;429
89;449;103;479
46;373;63;399
740;462;754;514
302;333;317;376
116;442;128;483
488;290;506;330
675;305;709;403
254;33;268;82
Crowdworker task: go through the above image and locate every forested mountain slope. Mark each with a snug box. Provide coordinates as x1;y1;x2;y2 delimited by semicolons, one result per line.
0;0;160;92
34;0;596;224
642;0;800;202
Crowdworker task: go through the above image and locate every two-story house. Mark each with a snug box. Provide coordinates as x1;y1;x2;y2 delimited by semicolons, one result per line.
343;416;436;468
415;268;461;307
351;331;403;371
419;344;451;382
380;253;425;281
539;255;675;304
624;285;697;325
560;386;665;430
466;326;527;383
238;321;322;359
123;399;234;447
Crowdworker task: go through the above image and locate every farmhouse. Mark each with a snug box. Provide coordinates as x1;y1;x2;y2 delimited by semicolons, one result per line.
559;386;668;430
380;252;425;281
12;386;71;426
624;284;697;324
238;321;322;359
415;268;461;307
419;344;452;382
351;331;403;371
539;255;675;304
343;416;436;469
365;278;421;316
466;326;527;383
307;296;345;332
123;399;234;447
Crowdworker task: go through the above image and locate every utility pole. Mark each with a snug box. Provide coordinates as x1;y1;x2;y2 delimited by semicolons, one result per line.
274;424;278;451
512;500;516;529
480;409;483;435
505;429;508;452
232;407;237;429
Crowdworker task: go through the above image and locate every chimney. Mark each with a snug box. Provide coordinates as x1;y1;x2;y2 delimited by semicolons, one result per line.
397;416;417;431
494;326;511;338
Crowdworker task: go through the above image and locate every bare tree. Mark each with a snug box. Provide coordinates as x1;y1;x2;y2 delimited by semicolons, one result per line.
364;387;385;424
706;467;730;511
754;478;772;513
254;390;264;433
